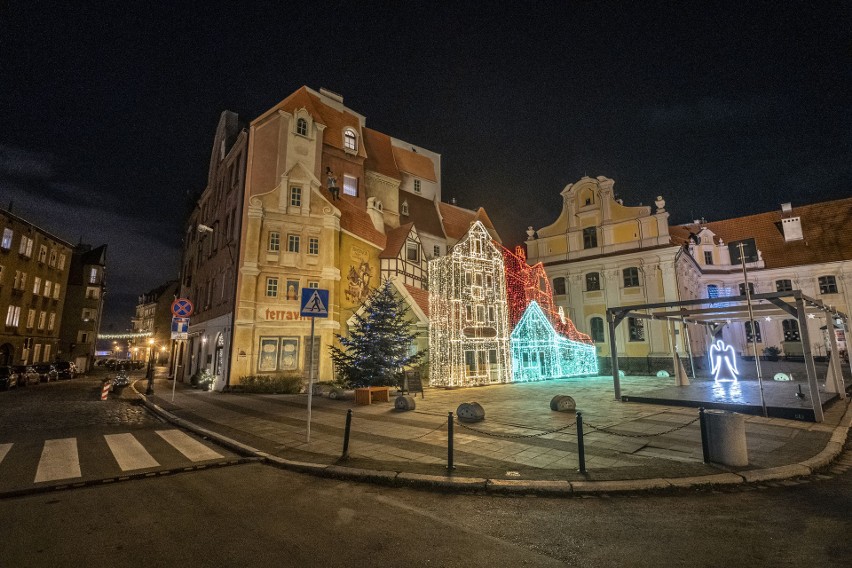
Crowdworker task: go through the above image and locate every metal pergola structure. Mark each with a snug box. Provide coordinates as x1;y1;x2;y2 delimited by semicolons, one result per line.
606;291;849;423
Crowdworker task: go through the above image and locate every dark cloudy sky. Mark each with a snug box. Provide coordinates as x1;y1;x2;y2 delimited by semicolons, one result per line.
1;1;849;330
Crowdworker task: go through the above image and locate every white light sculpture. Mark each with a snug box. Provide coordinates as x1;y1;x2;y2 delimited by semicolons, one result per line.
428;221;512;387
709;339;738;381
510;301;598;381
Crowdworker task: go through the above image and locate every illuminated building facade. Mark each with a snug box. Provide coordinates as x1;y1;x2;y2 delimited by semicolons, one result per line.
429;221;512;387
510;301;598;381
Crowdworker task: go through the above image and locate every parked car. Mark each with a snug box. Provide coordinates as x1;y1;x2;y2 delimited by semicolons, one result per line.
34;363;58;382
0;366;15;391
54;361;75;380
12;365;40;386
111;370;130;392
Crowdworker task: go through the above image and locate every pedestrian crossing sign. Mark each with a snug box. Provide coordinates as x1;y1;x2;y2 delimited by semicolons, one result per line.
300;288;329;318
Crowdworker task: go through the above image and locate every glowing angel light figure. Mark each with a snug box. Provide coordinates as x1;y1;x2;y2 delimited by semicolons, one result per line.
710;339;738;381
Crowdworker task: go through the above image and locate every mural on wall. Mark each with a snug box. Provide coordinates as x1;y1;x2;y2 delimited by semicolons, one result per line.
342;243;378;305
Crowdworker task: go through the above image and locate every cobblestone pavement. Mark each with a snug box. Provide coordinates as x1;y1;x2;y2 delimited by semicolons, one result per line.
0;369;156;435
147;373;851;484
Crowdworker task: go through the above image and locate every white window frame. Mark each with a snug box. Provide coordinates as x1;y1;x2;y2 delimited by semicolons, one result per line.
268;231;280;252
290;186;302;207
343;129;357;151
33;276;41;295
287;234;300;253
308;237;319;256
266;277;279;298
413;179;421;194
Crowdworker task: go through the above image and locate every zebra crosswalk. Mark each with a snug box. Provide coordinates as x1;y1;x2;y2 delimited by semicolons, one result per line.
0;429;226;487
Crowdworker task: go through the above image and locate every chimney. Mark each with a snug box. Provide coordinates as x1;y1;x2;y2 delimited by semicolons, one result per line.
319;88;343;104
780;203;803;242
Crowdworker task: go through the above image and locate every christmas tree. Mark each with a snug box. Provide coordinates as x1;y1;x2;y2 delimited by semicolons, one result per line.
329;279;424;388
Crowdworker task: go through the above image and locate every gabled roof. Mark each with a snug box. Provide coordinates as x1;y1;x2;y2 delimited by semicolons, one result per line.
400;193;446;239
438;203;500;243
680;197;852;269
256;86;367;159
391;146;437;182
380;223;414;259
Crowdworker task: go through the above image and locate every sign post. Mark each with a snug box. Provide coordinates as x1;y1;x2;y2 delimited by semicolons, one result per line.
170;299;194;402
300;288;329;443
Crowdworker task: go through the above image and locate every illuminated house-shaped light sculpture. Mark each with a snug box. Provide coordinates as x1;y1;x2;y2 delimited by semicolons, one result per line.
510;301;598;382
429;221;512;387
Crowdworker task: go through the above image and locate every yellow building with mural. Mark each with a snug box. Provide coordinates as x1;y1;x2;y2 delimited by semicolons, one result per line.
228;86;498;385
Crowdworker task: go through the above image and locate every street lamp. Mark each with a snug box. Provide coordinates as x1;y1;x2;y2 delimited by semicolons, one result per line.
145;338;156;395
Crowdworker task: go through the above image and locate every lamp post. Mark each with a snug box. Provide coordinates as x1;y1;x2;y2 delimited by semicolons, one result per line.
145;338;155;395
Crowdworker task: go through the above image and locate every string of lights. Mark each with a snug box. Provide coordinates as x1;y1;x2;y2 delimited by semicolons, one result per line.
428;221;513;387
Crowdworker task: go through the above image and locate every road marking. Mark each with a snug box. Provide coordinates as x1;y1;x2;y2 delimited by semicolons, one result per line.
156;430;223;462
35;438;81;483
105;433;160;471
0;443;11;465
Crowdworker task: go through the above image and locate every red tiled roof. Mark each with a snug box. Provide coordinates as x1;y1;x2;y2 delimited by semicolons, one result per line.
259;86;367;159
380;223;413;259
683;197;852;270
403;283;430;317
438;203;500;242
391;146;437;182
363;128;401;180
335;196;386;249
401;193;446;238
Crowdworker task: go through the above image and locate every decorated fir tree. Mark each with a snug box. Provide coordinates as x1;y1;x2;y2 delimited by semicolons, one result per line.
329;279;424;388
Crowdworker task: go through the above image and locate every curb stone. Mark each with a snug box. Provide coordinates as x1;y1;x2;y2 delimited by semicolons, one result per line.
739;464;812;483
571;478;673;493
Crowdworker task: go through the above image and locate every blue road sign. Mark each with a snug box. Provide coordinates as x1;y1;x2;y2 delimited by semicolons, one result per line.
300;288;329;318
171;317;189;340
171;298;194;317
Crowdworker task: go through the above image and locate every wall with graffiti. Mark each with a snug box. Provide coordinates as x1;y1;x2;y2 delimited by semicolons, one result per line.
337;233;381;331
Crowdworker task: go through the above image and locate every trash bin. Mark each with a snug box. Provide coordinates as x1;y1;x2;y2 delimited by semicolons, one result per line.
704;410;748;466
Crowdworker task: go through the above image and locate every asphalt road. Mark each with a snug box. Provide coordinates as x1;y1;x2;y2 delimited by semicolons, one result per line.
2;370;850;567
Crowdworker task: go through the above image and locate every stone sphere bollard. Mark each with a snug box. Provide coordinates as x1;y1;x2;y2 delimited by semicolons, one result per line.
394;395;416;411
550;395;576;412
456;402;485;422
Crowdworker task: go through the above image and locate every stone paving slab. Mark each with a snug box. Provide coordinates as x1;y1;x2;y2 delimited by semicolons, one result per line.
138;371;851;493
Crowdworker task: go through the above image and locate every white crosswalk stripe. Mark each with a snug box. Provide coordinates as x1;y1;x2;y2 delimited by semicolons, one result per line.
156;429;224;462
0;429;227;489
105;433;160;471
35;438;81;483
0;443;11;465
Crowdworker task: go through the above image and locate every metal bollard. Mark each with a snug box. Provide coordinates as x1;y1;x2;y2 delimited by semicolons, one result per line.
698;407;709;463
447;411;455;471
577;411;586;473
342;409;353;459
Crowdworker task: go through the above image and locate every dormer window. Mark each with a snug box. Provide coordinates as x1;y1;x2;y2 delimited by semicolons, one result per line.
296;118;307;136
343;129;357;151
414;179;421;194
401;200;409;216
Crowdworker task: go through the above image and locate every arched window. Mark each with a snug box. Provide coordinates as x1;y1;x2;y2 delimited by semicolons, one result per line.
590;317;605;342
401;200;409;216
623;267;640;288
344;129;357;151
782;319;800;342
296;118;307;136
552;277;566;295
585;272;601;291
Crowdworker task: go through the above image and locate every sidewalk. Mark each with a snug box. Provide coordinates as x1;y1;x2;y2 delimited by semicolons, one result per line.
138;372;852;494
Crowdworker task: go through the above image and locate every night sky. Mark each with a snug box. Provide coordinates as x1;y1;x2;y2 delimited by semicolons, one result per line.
1;2;849;330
